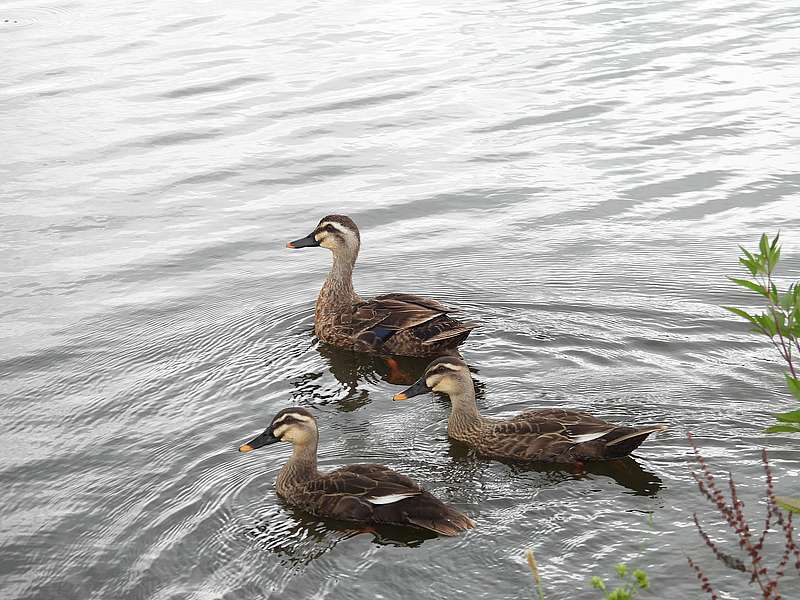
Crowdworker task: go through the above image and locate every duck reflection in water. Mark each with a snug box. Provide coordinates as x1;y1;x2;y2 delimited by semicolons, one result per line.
287;342;429;412
247;501;436;566
317;341;429;385
444;440;663;497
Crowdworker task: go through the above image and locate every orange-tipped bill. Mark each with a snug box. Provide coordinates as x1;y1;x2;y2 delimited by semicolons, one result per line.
238;429;279;452
392;376;430;401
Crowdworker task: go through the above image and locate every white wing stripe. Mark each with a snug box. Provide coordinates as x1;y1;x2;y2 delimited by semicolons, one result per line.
569;431;611;443
366;492;419;505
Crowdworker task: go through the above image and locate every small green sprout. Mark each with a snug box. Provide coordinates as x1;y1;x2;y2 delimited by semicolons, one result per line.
589;563;651;599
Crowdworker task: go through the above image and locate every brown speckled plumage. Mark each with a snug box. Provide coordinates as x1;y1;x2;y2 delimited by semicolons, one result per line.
240;407;475;536
395;357;666;464
289;215;477;357
447;408;664;463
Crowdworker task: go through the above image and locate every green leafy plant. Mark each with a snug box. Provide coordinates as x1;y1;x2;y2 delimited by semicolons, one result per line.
724;233;800;433
590;563;650;599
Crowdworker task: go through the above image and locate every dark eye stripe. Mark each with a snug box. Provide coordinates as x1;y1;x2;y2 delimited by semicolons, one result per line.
314;224;339;236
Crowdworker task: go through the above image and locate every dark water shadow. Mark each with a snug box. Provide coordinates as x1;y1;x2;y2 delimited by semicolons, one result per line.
445;439;663;497
318;342;432;386
287;342;433;411
247;501;437;563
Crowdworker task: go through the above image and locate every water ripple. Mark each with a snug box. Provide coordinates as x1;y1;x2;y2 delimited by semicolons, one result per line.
2;0;800;599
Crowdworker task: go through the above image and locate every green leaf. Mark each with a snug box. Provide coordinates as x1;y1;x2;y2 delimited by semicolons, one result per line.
755;313;778;336
780;290;796;311
770;231;780;252
776;409;800;423
785;375;800;401
739;245;756;263
765;423;800;433
770;282;780;304
723;306;758;325
770;246;781;270
759;233;770;257
738;246;759;276
633;570;649;590
590;576;606;591
729;277;768;297
775;496;800;514
615;564;628;579
738;258;757;276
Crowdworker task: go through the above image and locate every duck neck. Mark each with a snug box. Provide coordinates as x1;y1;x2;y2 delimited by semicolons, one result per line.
276;439;319;495
447;383;483;436
319;248;360;308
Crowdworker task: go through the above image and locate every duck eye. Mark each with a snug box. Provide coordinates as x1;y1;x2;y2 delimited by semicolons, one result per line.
324;224;336;233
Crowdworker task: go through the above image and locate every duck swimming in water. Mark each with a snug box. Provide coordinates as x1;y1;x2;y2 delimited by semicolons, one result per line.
287;215;476;357
239;406;475;536
393;357;666;464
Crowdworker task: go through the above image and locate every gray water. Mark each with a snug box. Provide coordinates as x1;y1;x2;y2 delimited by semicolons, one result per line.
3;1;800;598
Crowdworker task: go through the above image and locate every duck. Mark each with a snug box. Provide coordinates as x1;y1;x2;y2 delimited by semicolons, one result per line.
238;406;475;536
287;215;476;357
392;357;666;464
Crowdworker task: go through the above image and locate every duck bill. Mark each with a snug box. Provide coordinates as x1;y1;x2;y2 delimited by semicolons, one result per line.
393;377;430;401
286;233;320;249
239;430;279;452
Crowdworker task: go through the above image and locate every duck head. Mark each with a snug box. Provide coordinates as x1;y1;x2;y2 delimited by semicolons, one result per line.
239;407;318;452
287;215;361;257
393;356;472;400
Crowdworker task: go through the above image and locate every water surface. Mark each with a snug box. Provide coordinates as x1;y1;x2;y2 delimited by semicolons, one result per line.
2;0;800;598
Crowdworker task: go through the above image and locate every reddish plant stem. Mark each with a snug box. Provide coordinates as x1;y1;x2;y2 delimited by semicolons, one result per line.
687;436;800;598
687;557;719;599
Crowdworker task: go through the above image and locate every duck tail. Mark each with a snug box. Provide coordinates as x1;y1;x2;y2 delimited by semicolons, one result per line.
408;506;476;537
422;323;478;345
603;425;667;458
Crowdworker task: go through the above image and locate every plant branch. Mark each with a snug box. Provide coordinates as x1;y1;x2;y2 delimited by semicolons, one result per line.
688;436;798;598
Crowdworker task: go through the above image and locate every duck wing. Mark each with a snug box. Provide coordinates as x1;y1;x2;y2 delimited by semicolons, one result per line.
352;293;476;352
354;294;450;332
293;464;474;536
492;409;614;438
484;409;665;462
371;293;451;313
293;464;422;519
